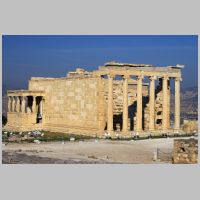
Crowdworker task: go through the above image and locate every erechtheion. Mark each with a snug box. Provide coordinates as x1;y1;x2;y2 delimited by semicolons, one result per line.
5;62;183;137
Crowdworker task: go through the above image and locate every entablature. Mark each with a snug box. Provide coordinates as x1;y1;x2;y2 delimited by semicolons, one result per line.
7;90;45;97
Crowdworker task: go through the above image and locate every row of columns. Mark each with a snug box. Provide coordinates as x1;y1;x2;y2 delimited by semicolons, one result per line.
107;74;181;133
8;96;37;113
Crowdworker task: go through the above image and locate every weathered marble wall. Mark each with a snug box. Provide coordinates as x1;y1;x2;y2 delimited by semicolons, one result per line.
29;77;105;135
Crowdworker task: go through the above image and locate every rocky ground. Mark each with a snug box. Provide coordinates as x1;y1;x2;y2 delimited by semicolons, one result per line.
2;137;182;164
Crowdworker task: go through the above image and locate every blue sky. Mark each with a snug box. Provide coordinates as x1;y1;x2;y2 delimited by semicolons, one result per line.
2;35;198;90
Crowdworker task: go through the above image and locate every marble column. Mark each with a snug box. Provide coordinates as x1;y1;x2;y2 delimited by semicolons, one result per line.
136;75;143;132
32;96;36;113
149;76;156;131
12;96;16;112
8;96;11;112
122;75;129;132
162;76;169;130
174;77;181;130
107;74;114;133
167;79;171;129
21;96;26;113
16;96;20;112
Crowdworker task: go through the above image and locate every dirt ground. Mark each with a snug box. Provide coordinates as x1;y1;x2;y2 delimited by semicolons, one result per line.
2;136;188;164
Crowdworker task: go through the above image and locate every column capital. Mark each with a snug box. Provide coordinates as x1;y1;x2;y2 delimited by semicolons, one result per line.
162;75;169;80
137;74;144;80
108;74;115;79
123;74;130;80
175;77;182;82
149;75;157;81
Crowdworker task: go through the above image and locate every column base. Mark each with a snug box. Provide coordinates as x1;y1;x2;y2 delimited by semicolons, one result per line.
135;129;142;132
173;129;181;133
106;130;114;137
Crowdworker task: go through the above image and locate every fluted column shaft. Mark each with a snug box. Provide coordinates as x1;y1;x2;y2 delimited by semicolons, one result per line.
174;77;181;130
149;76;156;130
162;76;169;130
122;75;129;132
107;74;114;132
136;75;143;132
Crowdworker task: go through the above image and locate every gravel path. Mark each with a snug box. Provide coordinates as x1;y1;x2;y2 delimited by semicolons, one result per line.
2;138;180;164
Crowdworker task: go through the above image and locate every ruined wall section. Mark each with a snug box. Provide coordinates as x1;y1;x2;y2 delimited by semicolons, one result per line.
29;77;105;135
154;85;164;130
173;138;198;164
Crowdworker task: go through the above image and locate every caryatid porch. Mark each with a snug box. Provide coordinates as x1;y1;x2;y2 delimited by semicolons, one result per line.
93;62;182;135
7;90;45;126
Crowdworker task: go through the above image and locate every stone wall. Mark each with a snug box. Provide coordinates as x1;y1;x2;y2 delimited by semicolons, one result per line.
173;138;198;164
5;112;42;131
29;77;105;136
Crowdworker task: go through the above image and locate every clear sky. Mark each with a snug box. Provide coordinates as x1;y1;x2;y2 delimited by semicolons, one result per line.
2;35;198;90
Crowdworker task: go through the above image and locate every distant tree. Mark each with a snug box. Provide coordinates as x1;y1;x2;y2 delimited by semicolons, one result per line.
2;115;7;125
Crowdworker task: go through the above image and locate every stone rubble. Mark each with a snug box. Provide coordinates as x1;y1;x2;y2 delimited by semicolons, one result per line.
173;138;198;164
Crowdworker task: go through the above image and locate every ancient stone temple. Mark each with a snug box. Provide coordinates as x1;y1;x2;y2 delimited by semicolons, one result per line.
4;62;183;137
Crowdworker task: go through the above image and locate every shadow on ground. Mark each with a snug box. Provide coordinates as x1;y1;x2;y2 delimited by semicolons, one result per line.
2;151;116;164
